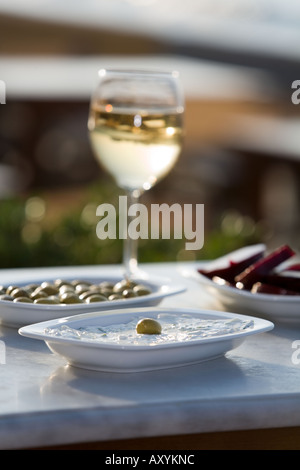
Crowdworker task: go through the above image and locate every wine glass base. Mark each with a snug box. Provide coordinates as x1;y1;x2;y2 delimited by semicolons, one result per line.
123;264;150;281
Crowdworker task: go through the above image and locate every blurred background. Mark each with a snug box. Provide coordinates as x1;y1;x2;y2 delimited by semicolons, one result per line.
0;0;299;268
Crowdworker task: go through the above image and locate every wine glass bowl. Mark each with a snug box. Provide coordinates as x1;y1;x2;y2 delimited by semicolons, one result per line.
88;69;184;278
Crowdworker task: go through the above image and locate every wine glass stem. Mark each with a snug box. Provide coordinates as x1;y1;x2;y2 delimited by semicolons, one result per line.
123;189;141;279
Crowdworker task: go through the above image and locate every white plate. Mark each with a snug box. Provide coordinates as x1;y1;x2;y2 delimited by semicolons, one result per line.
0;275;185;328
18;307;273;372
184;244;300;324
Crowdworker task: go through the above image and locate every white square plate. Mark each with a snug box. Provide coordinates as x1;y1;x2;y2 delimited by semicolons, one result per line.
19;307;273;373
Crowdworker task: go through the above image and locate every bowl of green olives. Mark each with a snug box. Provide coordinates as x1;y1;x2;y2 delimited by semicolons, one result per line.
0;275;185;328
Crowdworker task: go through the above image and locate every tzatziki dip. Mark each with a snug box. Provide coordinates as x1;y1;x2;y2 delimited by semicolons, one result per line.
44;313;254;346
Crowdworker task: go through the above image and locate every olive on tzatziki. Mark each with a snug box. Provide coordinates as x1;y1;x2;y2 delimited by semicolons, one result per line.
44;314;254;347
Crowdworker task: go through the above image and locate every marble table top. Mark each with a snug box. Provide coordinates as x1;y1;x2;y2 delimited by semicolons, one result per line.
0;262;300;449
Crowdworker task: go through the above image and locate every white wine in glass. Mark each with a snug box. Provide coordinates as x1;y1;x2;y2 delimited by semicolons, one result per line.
88;69;184;278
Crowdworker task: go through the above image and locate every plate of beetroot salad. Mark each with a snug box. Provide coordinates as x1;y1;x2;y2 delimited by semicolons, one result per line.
187;244;300;324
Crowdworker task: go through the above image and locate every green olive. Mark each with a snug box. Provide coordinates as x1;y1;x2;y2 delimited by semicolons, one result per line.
89;284;102;294
30;289;48;300
59;292;82;304
34;297;60;304
136;318;162;335
108;294;123;301
40;282;59;295
59;285;75;294
75;283;91;295
79;290;103;301
133;285;152;296
99;281;114;291
113;279;137;293
71;279;92;287
99;288;114;298
48;295;60;303
84;294;107;303
10;288;29;299
54;279;72;288
122;289;137;298
112;281;127;293
6;285;19;295
24;283;39;294
79;290;94;300
0;294;13;301
14;297;33;303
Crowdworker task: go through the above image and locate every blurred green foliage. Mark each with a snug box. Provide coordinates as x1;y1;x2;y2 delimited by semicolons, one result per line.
0;181;262;269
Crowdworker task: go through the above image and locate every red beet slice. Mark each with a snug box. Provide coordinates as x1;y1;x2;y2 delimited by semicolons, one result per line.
283;264;300;272
198;247;264;284
234;245;295;289
260;274;300;294
251;282;299;296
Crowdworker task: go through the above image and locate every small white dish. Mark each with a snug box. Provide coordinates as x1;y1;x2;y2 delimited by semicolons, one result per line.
184;245;300;324
18;307;273;373
0;275;185;328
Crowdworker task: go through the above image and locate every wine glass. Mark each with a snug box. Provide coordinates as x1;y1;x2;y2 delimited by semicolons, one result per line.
88;69;184;279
